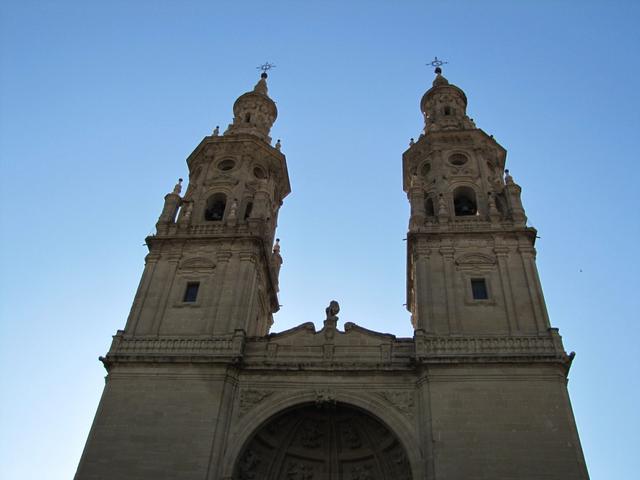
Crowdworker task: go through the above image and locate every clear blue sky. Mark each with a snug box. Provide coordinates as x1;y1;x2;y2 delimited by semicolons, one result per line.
1;1;638;478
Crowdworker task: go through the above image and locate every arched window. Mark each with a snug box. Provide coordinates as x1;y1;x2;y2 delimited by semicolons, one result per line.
425;197;435;216
453;186;477;216
204;193;227;221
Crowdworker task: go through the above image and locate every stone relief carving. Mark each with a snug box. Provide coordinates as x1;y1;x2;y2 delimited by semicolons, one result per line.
350;464;374;480
236;449;260;480
340;422;362;449
299;420;323;448
234;404;412;480
238;389;273;417
286;461;314;480
378;391;415;419
315;389;337;408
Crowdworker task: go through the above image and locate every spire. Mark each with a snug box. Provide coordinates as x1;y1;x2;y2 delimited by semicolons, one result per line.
223;64;278;144
420;59;474;133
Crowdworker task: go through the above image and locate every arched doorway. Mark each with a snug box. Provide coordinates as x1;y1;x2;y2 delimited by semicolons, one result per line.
233;403;412;480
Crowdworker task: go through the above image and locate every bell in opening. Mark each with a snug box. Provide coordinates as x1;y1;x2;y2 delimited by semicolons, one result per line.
453;187;477;216
205;193;227;221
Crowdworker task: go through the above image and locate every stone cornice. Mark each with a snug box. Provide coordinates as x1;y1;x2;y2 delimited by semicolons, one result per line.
100;327;574;374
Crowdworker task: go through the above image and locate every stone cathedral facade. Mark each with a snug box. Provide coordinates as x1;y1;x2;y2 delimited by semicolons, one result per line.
75;68;589;480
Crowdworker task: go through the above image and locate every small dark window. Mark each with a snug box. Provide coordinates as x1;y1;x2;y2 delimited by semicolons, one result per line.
183;282;200;303
471;278;488;300
444;106;451;116
245;113;251;123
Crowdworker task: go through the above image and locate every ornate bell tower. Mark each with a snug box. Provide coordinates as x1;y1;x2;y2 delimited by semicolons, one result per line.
129;70;288;339
403;63;589;479
75;71;290;480
404;65;542;336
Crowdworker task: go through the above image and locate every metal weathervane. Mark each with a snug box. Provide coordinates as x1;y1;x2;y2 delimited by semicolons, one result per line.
427;56;448;73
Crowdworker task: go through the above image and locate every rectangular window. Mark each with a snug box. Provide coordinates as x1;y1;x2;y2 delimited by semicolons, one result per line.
471;278;488;300
183;282;200;303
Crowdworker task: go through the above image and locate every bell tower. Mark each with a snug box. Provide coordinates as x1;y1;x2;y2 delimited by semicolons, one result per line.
129;71;289;338
404;65;543;336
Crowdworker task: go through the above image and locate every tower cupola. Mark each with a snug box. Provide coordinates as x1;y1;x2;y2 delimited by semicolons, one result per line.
224;72;278;143
420;67;475;133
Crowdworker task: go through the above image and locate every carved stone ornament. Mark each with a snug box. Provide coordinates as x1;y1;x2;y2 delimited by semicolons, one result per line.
286;461;314;480
350;464;374;480
378;391;415;419
238;389;273;416
236;448;260;480
299;419;323;448
314;389;337;408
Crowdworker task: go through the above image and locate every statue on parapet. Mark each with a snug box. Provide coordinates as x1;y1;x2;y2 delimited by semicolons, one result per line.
324;300;340;327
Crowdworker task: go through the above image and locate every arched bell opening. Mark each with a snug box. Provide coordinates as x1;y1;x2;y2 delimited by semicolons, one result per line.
453;186;478;216
204;193;227;221
233;402;413;480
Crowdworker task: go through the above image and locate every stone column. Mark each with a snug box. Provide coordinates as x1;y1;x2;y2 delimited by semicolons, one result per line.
127;252;160;335
207;251;232;333
494;245;519;334
440;245;457;333
519;244;551;331
151;253;181;335
408;176;426;229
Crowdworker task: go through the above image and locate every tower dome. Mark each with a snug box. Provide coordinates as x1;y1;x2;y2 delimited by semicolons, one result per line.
420;68;475;132
224;72;278;143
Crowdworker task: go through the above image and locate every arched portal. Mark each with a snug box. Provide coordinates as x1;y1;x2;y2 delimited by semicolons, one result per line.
233;403;412;480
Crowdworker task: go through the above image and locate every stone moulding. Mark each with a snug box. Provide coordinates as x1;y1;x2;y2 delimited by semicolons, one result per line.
413;328;574;370
99;327;573;371
99;330;246;370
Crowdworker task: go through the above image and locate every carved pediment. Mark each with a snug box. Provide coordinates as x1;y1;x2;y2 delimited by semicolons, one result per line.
179;256;216;270
455;252;496;266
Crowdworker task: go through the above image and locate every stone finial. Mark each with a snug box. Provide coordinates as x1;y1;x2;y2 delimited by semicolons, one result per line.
273;238;281;254
172;178;183;195
409;138;415;146
505;169;514;184
275;139;281;150
213;126;220;136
